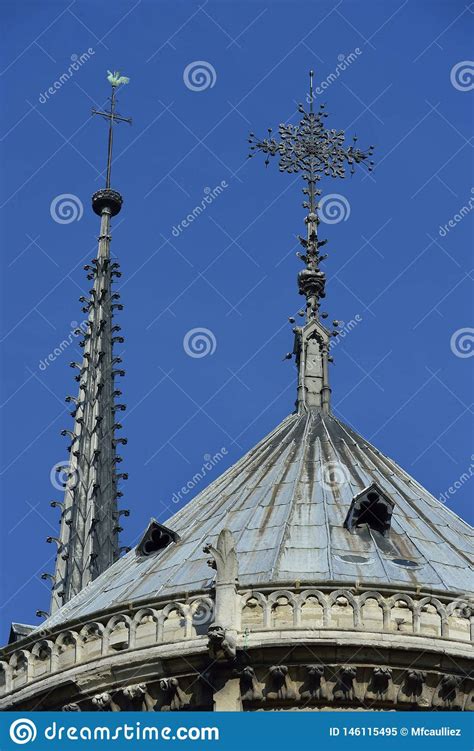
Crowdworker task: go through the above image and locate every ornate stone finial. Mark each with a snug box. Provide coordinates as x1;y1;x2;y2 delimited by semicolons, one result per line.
203;529;239;662
248;72;375;413
204;528;238;585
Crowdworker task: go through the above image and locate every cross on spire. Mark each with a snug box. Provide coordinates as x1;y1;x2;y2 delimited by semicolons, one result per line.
248;71;375;414
248;70;374;320
92;71;132;189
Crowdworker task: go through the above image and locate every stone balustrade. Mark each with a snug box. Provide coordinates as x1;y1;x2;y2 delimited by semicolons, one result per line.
0;587;471;702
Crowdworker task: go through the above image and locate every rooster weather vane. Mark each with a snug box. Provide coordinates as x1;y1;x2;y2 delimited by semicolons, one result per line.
248;70;375;323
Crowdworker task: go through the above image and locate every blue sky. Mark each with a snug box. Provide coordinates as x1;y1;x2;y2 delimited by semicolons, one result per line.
0;0;473;640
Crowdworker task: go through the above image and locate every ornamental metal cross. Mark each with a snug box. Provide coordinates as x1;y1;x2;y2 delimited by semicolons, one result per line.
92;72;132;189
248;71;375;322
248;71;374;214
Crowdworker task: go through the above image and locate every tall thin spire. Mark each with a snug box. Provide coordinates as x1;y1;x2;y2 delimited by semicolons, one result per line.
45;72;132;614
248;71;374;413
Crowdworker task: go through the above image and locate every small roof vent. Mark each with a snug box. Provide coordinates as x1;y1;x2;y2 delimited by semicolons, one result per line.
137;519;180;557
344;484;394;537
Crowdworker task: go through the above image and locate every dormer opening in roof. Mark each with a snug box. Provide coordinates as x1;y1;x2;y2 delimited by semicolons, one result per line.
137;519;180;557
345;484;394;537
248;70;374;415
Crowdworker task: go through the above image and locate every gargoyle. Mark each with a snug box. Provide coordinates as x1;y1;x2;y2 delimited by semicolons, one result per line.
208;624;237;662
122;683;155;711
432;674;462;709
365;667;392;701
239;666;263;702
333;667;357;701
397;670;426;705
266;665;296;701
92;692;120;711
300;664;326;701
158;677;191;711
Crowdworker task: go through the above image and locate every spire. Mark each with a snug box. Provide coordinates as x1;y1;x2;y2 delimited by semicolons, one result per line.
249;71;374;413
45;72;132;614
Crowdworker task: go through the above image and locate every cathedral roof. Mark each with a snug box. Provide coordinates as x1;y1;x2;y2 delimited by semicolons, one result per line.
27;72;473;638
38;409;474;631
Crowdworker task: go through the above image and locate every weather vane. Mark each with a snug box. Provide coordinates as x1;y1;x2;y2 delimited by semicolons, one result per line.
92;71;132;189
248;70;375;322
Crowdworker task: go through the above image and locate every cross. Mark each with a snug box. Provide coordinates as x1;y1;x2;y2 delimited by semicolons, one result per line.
248;71;375;322
248;70;374;214
92;72;132;189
